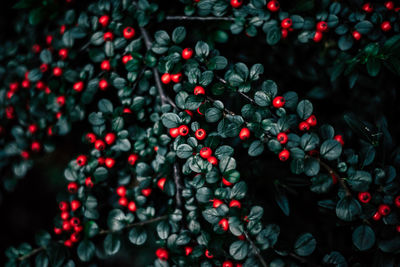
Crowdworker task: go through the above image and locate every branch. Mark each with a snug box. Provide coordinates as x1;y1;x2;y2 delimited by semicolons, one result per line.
98;215;169;235
173;162;183;208
166;16;235;22
17;246;45;262
243;231;268;267
139;27;177;109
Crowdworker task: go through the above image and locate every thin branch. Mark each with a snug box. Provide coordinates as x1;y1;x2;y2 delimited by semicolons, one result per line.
98;215;169;235
166;16;235;22
173;163;183;208
139;27;177;109
17;247;45;262
243;231;268;267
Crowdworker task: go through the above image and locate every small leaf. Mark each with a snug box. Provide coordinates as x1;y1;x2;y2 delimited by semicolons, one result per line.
294;233;317;256
352;225;375;251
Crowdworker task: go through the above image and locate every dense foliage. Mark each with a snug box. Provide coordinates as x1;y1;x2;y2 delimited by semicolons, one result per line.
1;0;400;266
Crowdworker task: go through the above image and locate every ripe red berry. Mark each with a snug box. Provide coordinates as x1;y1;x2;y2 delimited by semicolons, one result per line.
222;177;233;186
229;200;241;208
70;217;80;226
76;155;87;166
57;96;66;106
73;81;84;92
71;200;81;211
195;129;207;140
272;96;285;108
98;157;105;165
313;31;323;42
68;182;78;194
99;79;109;90
46;35;53;45
352;31;362;41
184;246;193;256
40;63;48;72
64;240;73;247
122;54;133;64
105;133;116;145
105;158;115;168
103;32;114;41
141;188;152;197
74;225;83;233
334;135;344;146
60;25;66;35
31;141;41;152
395;196;400;207
358;192;371;204
85;177;94;188
70;232;80;243
157;177;167;190
161;73;171;84
21;80;30;88
59;48;68;60
61;211;70;220
169;127;180;138
54;227;62;235
223;261;234;267
267;0;280;12
86;133;96;143
178;125;189;136
299;121;310;131
128;201;137;212
116;186;126;197
94;140;106;151
200;147;212;159
378;204;391;216
277;132;288;144
385;1;394;10
281;18;292;29
123;27;135;39
53;67;62;77
155;248;169;261
194;85;205;95
362;3;373;13
306;115;317;126
36;81;45;90
182;48;193;60
239;127;250;140
316;21;328;32
218;218;229;231
207;156;218;165
230;0;242;8
101;60;111;71
372;211;381;221
99;15;110;27
59;201;69;211
279;149;290;161
381;21;392;32
128;154;138;165
205;250;213;259
396;225;400;233
62;221;71;231
281;29;288;39
28;124;38;134
212;199;224;208
171;73;182;83
32;44;41;53
119;197;128;206
21;151;30;160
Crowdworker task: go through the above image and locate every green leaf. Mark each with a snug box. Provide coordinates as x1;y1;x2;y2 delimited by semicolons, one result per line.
254;91;271;107
154;30;170;46
296;100;313;120
347;171;372;192
176;144;193;159
205;107;222;123
195;41;210;57
161;113;181;128
229;240;249;260
98;99;113;114
355;21;373;34
266;26;281;45
172;27;186;44
248;140;264;156
320;140;342;160
77;240;95;262
366;58;381;77
249;64;264;80
338;35;353;51
336;197;362;221
94;167;108;182
294;233;316;256
104;234;121;256
352;225;375;251
207;56;228;70
248;206;263;221
196;187;213;203
256;224;280;249
40;49;52;63
157;220;170;239
107;209;127;231
300;133;319;151
129;228;147;245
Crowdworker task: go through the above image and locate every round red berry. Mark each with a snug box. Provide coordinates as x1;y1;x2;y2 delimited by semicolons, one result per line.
155;248;169;261
184;246;193;256
395;196;400;207
218;218;229;231
306;115;317;126
212;199;224;208
378;204;391;216
123;27;135;39
85;177;94;188
222;177;233;186
200;147;212;159
128;154;138;165
223;261;234;267
59;48;68;60
362;3;373;13
178;125;189;136
128;201;137;212
99;79;108;90
101;60;111;71
195;129;207;140
68;182;78;194
358;192;371;204
230;0;242;8
105;133;116;145
182;48;193;60
281;29;288;39
313;31;323;42
352;31;362;40
103;32;114;41
381;21;392;32
105;158;115;168
119;197;128;206
171;73;182;83
385;1;394;10
99;15;110;27
86;133;96;143
207;156;218;165
141;188;152;197
372;211;381;221
161;73;171;84
272;96;285;108
157;178;167;190
279;149;290;161
53;67;62;76
95;140;106;151
76;155;87;166
73;81;84;92
116;186;126;197
281;18;292;29
316;21;328;32
239;127;250;140
122;54;133;64
169;127;179;138
299;121;310;131
267;0;280;12
334;135;344;146
205;250;213;259
194;85;205;95
277;132;288;144
229;200;241;208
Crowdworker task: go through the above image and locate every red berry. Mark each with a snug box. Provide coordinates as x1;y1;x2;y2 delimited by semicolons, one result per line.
316;21;328;32
222;177;233;187
76;155;87;166
157;178;167;190
53;67;62;77
73;81;84;92
40;63;48;72
123;108;132;113
105;158;115;168
28;124;38;134
281;18;292;29
155;248;169;261
74;225;83;233
123;27;135;39
54;227;62;235
32;44;41;53
205;249;213;259
60;25;66;35
101;60;111;71
21;151;30;160
59;201;69;211
98;157;105;165
64;240;73;247
62;221;71;231
59;48;68;60
31;141;41;152
21;80;30;88
279;149;290;161
171;73;182;83
299;121;310;131
306;115;317;126
94;140;106;151
313;31;323;42
395;196;400;207
195;129;207;140
70;217;80;226
85;177;94;188
385;1;394;10
358;192;371;204
194;85;205;95
169;127;180;138
378;204;391;216
68;182;78;194
182;48;193;60
372;211;381;221
99;79;109;90
230;0;242;8
141;188;152;197
362;3;373;13
223;261;234;267
352;31;362;41
99;15;110;27
36;81;45;90
71;200;81;211
207;156;218;165
396;225;400;233
281;29;288;39
277;132;288;144
46;35;53;45
128;201;137;212
161;73;171;84
218;218;229;231
122;54;133;64
272;96;285;108
381;21;392;32
178;125;189;136
86;133;96;143
61;211;69;220
184;246;193;256
239;127;250;140
103;32;114;41
116;186;126;197
200;147;212;159
105;133;116;145
212;199;224;208
57;96;66;106
267;0;280;12
128;154;138;165
70;232;80;243
229;200;241;208
185;110;193;117
334;135;344;146
119;197;128;206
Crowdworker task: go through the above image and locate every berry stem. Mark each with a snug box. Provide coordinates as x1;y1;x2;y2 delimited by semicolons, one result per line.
243;231;268;267
165;16;235;21
173;162;183;208
17;247;45;262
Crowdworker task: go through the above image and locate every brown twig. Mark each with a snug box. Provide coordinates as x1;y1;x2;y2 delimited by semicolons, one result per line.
173;162;183;208
98;215;169;235
243;231;268;267
17;247;45;262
